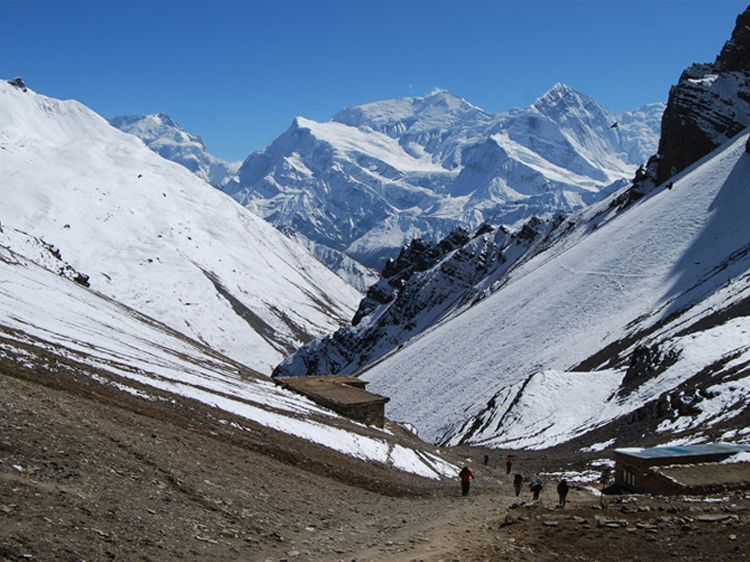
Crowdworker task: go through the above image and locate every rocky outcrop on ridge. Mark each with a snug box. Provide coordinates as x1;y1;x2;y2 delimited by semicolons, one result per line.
655;6;750;184
273;216;565;378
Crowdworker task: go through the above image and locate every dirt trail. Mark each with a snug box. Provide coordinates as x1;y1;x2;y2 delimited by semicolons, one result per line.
353;491;509;561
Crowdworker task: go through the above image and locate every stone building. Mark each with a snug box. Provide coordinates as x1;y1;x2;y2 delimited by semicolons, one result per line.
614;444;750;495
276;376;389;427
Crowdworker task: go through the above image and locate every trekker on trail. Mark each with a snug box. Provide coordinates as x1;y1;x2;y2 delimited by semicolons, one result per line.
529;476;543;500
458;465;474;496
483;454;489;466
557;479;569;507
505;456;512;475
513;473;523;497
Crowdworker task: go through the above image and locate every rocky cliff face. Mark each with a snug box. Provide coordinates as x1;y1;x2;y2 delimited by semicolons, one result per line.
272;215;568;378
655;6;750;183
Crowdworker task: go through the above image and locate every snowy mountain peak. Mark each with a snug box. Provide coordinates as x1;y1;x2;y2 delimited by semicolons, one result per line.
227;85;664;270
532;82;605;118
110;112;187;139
332;89;491;136
422;87;482;110
153;112;180;128
539;81;579;98
110;112;239;188
291;115;317;131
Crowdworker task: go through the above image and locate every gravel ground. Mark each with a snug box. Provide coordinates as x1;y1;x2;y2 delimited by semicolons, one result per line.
2;369;749;562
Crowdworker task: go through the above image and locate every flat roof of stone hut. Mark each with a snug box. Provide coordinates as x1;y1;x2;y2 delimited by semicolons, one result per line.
656;461;750;489
276;376;388;406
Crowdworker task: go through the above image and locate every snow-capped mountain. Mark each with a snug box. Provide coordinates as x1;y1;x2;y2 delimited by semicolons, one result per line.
277;6;750;450
110;113;240;188
225;85;664;269
0;79;361;374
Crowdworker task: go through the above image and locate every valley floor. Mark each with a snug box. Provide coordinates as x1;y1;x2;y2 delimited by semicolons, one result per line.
1;369;749;562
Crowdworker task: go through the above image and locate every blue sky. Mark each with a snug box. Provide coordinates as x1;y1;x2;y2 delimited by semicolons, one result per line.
2;0;747;160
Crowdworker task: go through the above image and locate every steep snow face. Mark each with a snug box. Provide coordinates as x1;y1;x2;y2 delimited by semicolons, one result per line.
0;236;455;479
282;229;379;293
332;89;494;166
530;82;651;178
361;131;750;445
0;80;360;374
110;113;240;188
227;84;663;269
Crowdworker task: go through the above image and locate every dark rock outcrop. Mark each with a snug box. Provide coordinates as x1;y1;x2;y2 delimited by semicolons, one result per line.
273;216;568;378
353;228;471;326
655;6;750;184
7;76;27;92
620;344;680;394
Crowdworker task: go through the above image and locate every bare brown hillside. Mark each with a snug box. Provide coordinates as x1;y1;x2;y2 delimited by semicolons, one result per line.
2;367;749;562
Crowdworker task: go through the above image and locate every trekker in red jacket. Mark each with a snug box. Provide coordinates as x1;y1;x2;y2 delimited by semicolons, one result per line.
458;466;474;496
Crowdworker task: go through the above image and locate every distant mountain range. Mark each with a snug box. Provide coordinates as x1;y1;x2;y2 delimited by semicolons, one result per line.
113;86;664;280
223;84;664;269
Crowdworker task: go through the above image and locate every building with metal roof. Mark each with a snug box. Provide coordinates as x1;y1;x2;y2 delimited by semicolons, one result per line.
614;443;750;495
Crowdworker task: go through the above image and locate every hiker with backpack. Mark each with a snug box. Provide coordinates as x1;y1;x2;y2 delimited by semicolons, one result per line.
529;476;543;500
458;465;474;496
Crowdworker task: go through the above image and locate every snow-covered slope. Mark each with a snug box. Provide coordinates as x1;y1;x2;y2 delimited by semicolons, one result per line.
0;230;455;479
226;85;664;268
280;8;750;450
110;113;240;188
0;79;360;374
360;129;750;447
280;228;379;293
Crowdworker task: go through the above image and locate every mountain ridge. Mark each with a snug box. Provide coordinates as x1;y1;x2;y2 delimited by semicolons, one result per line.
275;7;750;450
110;112;240;188
225;83;664;270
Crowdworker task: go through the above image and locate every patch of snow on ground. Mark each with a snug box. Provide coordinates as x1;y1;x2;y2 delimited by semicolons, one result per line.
581;439;616;452
540;470;601;484
720;452;750;464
